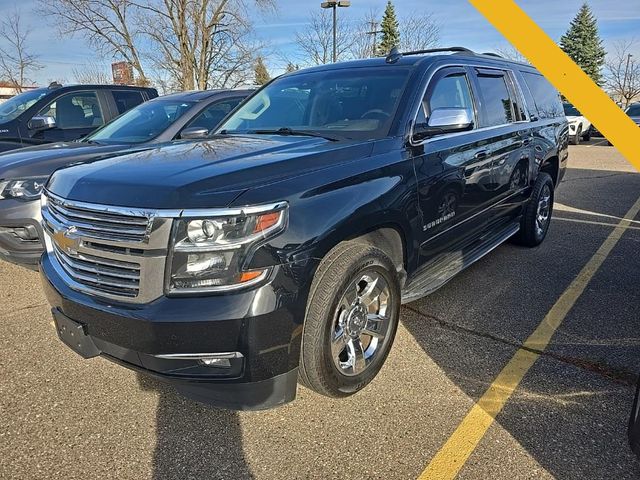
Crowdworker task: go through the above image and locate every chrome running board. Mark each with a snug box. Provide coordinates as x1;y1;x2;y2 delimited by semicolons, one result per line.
401;222;520;304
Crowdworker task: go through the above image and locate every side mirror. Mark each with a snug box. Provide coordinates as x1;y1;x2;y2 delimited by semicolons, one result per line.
414;108;473;140
180;127;209;140
28;116;56;131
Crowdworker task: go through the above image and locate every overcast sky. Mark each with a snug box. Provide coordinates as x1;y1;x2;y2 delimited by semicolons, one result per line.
2;0;639;85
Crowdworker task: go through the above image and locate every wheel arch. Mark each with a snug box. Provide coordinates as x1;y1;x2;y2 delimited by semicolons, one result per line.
540;155;559;186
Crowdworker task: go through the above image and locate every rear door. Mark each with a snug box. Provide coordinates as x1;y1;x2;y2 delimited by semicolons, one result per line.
467;66;532;226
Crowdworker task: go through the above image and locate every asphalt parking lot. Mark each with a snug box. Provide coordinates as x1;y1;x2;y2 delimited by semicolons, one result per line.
1;140;639;480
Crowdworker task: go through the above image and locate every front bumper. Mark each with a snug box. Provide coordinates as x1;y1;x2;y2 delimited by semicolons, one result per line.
40;253;315;410
0;198;44;269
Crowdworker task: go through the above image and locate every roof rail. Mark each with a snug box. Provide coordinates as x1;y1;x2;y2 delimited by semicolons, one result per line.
403;47;474;56
481;52;503;58
385;46;475;64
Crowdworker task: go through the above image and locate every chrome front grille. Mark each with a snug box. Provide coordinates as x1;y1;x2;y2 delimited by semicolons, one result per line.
52;242;141;298
46;193;151;243
42;191;175;304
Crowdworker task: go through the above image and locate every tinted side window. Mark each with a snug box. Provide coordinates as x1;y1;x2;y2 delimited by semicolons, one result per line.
39;92;104;129
475;72;514;127
417;72;474;124
521;72;563;119
187;97;244;132
113;90;145;114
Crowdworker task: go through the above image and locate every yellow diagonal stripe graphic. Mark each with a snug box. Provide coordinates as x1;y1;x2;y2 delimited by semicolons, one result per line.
468;0;639;172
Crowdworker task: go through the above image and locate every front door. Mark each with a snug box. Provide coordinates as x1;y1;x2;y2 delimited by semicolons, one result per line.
410;67;499;266
30;91;105;144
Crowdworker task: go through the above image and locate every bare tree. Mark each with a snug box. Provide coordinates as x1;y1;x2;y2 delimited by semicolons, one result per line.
73;61;113;84
605;39;640;109
135;0;272;90
495;44;528;63
399;15;440;52
349;8;380;60
294;9;354;66
41;0;148;84
0;9;41;92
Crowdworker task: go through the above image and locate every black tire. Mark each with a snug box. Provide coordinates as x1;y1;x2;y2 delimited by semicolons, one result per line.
582;127;591;142
299;242;401;398
571;126;582;145
512;172;554;247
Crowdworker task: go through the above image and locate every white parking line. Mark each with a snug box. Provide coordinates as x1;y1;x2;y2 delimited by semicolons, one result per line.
553;216;640;231
586;139;607;147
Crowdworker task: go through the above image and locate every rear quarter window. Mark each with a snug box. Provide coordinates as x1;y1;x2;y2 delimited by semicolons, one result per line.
520;72;563;119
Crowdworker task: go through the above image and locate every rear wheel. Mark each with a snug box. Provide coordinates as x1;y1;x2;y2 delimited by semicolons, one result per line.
513;172;554;247
571;126;582;145
299;242;401;398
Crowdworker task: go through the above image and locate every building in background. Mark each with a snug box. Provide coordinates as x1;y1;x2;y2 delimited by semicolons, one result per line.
0;82;38;104
111;62;134;85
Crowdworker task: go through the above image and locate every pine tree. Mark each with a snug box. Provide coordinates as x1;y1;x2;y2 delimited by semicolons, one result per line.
254;57;271;85
560;3;606;85
378;1;400;56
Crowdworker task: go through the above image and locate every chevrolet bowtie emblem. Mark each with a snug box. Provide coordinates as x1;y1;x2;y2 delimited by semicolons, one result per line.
53;226;79;254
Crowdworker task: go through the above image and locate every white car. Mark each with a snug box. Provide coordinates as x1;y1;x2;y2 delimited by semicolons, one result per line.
563;102;591;145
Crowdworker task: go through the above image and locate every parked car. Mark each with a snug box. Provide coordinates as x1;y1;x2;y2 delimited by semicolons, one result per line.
0;83;158;153
39;47;568;410
625;103;640;126
563;102;591;144
0;89;251;268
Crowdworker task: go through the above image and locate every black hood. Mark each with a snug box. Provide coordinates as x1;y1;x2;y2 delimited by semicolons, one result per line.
47;135;374;209
0;141;150;179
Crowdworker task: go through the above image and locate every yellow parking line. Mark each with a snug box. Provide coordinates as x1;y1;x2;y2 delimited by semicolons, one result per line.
417;195;640;480
468;0;639;171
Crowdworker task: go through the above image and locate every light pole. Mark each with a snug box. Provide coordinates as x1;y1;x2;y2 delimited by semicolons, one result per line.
321;1;351;63
622;53;633;107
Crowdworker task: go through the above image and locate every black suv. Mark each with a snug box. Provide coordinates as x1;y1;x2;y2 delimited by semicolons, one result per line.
0;89;251;269
40;48;569;410
0;83;158;152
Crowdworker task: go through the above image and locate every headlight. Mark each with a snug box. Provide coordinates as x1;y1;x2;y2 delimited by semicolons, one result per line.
0;177;48;200
166;202;288;293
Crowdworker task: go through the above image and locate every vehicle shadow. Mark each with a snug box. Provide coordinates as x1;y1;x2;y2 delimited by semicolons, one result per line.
400;168;640;479
136;374;254;480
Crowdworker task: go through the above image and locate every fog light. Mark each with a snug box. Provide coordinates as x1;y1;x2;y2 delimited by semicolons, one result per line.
199;357;231;368
13;225;39;241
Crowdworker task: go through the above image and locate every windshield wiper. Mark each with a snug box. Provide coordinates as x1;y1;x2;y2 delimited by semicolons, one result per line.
250;127;340;142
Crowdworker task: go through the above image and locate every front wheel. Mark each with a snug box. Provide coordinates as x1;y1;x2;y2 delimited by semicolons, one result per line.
513;172;554;247
582;127;592;142
299;242;401;398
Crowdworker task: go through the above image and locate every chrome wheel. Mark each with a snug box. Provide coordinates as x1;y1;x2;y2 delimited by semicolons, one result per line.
535;184;552;236
331;271;392;376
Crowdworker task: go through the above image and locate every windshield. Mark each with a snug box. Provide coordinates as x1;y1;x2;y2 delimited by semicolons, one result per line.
217;67;411;140
0;88;47;123
626;104;640;117
563;103;580;116
85;99;196;144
